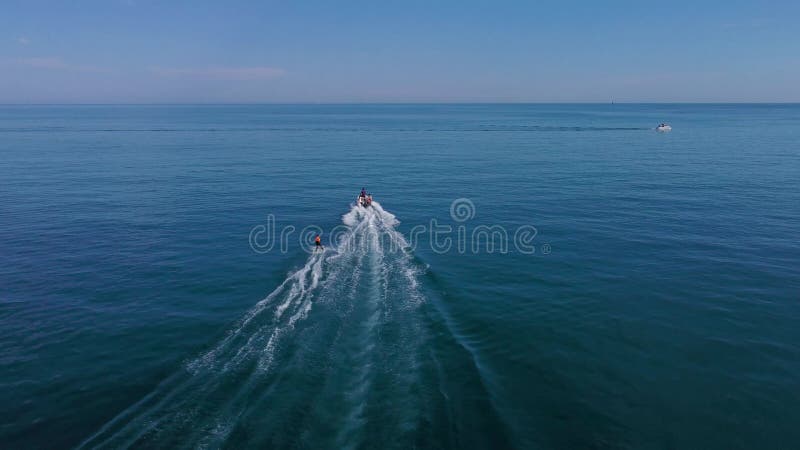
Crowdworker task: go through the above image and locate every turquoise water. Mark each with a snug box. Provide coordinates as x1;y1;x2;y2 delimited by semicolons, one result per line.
1;104;799;449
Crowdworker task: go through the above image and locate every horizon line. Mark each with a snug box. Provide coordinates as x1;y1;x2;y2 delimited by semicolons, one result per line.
2;101;800;106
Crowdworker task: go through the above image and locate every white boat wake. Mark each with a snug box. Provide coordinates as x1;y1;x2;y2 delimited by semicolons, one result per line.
78;201;430;449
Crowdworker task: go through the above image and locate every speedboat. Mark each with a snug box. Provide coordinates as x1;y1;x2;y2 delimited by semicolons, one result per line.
656;123;672;132
357;191;373;207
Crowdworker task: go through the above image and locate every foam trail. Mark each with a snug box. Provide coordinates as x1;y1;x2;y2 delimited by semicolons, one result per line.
78;201;431;449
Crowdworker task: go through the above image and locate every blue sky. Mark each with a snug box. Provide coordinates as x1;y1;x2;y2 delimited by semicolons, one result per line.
2;0;799;103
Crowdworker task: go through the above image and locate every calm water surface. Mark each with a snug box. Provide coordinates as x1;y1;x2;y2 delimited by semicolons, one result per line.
1;104;799;449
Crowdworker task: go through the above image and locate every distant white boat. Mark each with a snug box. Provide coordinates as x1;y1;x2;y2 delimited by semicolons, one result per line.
656;123;672;132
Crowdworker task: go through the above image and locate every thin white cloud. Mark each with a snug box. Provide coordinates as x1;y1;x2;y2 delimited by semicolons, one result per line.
18;57;67;69
721;18;771;29
150;66;285;81
16;36;31;45
16;57;107;73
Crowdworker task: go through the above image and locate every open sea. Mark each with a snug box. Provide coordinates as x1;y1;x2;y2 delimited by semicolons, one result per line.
1;104;799;449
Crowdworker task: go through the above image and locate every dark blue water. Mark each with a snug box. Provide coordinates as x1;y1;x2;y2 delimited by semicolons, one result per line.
1;104;799;449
